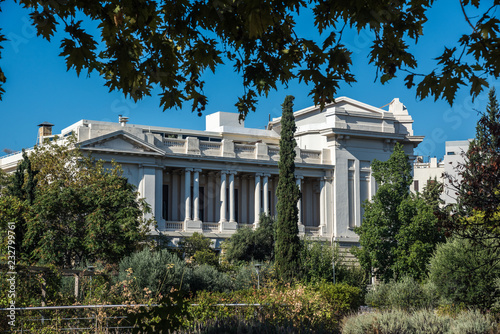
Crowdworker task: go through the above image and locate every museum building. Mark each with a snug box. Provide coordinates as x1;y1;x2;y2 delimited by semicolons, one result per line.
0;97;423;248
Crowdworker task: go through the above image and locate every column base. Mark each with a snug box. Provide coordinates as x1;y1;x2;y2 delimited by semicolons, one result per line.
319;225;327;236
221;220;238;232
184;219;203;232
298;223;305;236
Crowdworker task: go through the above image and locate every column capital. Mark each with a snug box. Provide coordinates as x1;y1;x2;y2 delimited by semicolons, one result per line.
228;170;238;175
295;174;304;180
255;173;263;177
193;168;202;173
185;167;194;172
262;173;271;178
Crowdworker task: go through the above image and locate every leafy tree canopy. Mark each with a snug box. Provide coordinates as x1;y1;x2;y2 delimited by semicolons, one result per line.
0;137;152;268
439;88;500;246
429;237;500;310
1;0;498;117
354;143;445;282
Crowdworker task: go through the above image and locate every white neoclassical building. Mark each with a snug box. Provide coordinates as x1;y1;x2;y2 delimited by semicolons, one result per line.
0;97;423;248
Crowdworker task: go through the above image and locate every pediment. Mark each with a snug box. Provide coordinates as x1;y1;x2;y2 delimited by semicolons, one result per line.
78;131;165;156
270;96;390;130
326;96;387;115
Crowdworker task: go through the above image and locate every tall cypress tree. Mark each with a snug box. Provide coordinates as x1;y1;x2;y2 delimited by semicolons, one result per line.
476;87;500;150
275;95;301;281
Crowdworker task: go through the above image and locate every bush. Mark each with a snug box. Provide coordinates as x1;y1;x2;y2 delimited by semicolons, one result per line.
410;309;451;334
231;262;274;290
223;214;275;263
186;282;362;333
301;240;369;291
342;309;498;334
189;264;234;293
429;238;500;310
179;232;219;267
365;276;439;311
375;309;413;333
318;282;363;314
449;310;497;334
118;249;191;295
342;312;378;334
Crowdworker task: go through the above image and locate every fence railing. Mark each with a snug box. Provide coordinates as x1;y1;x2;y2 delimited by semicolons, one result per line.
0;303;266;333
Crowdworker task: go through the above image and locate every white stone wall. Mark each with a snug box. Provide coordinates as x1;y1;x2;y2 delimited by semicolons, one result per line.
0;97;423;246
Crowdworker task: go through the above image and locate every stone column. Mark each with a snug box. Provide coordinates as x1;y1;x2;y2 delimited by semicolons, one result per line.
263;174;269;215
155;168;164;229
296;175;305;234
221;171;237;231
320;176;326;236
184;168;192;221
254;173;262;227
193;169;201;221
229;171;237;223
219;171;227;223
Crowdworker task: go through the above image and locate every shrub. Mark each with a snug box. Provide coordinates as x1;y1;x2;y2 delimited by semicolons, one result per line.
449;310;496;334
188;264;234;293
342;312;378;334
179;232;219;267
342;309;498;334
232;262;274;290
118;249;191;295
301;240;369;291
410;309;451;334
429;238;500;310
223;214;275;263
186;282;361;333
318;282;363;314
375;309;413;333
365;276;439;311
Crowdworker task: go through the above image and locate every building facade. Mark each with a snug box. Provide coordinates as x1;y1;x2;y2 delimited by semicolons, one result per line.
0;97;423;247
411;140;471;205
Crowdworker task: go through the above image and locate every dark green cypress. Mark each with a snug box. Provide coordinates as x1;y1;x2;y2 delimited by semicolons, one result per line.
476;87;500;150
275;95;301;281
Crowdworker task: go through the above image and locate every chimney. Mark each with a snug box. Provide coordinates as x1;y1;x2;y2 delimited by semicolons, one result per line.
37;122;54;144
118;115;129;127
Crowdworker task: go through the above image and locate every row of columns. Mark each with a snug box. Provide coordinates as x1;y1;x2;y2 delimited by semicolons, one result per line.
178;168;327;231
182;169;274;225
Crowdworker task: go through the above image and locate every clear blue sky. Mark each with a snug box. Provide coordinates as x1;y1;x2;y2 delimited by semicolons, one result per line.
1;0;497;159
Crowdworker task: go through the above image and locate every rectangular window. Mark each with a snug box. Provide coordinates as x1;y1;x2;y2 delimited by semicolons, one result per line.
414;180;419;192
199;187;205;222
162;184;169;220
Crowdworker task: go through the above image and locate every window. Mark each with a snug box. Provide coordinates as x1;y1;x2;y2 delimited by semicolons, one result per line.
162;184;168;220
413;180;419;192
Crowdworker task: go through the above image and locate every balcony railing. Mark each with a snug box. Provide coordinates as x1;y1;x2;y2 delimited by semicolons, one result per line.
165;221;183;231
202;223;220;232
160;137;326;164
305;226;321;236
